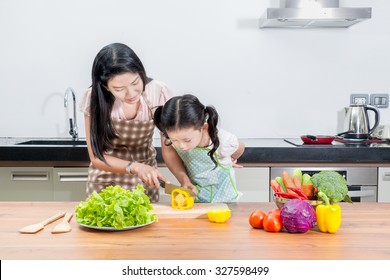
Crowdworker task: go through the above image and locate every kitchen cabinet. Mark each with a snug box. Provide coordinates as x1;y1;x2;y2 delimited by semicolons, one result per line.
378;167;390;202
53;167;88;201
0;167;88;201
158;166;270;202
0;167;53;201
3;137;390;203
235;167;269;202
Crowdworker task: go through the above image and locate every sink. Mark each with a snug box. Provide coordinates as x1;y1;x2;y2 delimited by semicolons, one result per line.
16;140;87;146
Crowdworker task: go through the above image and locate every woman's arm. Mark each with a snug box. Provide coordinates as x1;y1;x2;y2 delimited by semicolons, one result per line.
160;136;198;195
84;115;166;187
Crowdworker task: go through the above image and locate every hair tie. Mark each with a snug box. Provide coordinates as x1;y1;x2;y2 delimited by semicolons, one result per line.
204;113;209;122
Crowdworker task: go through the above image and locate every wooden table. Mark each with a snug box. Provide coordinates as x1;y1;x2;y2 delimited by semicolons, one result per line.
1;201;390;260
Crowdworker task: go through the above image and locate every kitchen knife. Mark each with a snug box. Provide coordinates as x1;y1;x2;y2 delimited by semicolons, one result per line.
159;180;197;198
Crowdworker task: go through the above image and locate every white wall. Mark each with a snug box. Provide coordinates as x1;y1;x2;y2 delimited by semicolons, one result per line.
0;0;389;139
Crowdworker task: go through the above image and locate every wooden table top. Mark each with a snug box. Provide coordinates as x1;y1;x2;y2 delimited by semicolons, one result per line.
1;201;390;260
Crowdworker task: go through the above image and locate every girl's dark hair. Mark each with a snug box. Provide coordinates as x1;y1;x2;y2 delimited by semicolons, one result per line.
154;94;220;168
90;43;148;163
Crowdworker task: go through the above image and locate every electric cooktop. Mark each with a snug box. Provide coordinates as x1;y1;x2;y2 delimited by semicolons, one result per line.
284;137;390;147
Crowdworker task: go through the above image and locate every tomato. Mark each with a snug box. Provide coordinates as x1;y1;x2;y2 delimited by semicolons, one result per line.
263;209;283;232
249;210;266;229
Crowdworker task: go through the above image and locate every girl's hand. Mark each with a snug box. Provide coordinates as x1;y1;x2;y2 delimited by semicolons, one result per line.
131;162;166;188
232;158;243;168
180;179;199;196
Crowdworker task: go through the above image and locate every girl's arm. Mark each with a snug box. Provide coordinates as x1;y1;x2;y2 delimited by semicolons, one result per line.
160;136;198;195
231;141;245;162
230;141;245;168
84;115;166;187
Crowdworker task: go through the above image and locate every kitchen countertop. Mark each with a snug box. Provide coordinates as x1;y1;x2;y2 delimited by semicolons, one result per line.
1;201;389;260
1;137;390;166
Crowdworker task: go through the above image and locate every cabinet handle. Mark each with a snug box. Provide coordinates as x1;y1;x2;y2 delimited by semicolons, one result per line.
348;190;375;198
57;172;88;182
11;172;49;181
383;172;390;181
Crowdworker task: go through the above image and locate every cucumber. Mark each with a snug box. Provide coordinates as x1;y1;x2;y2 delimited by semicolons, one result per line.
292;168;303;184
302;173;312;185
275;176;287;192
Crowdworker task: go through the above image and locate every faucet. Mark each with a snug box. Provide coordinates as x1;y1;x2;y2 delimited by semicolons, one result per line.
64;87;79;141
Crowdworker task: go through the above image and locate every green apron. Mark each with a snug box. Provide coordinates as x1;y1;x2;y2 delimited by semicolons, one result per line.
175;147;239;203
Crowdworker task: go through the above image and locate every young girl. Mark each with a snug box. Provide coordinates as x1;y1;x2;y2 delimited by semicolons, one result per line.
154;94;245;203
79;42;171;202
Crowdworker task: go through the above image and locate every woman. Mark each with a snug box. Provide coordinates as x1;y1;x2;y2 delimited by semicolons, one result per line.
79;42;171;202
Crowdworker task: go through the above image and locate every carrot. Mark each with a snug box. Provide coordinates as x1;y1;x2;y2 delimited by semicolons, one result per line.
282;171;295;189
270;179;281;193
293;175;302;189
301;183;314;199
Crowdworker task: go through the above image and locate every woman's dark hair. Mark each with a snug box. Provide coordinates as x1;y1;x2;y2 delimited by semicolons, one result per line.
89;43;148;163
154;94;220;168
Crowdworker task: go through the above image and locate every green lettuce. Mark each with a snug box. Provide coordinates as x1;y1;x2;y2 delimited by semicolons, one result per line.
75;185;157;229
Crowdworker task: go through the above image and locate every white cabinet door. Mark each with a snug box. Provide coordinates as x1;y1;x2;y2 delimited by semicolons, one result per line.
378;167;390;202
53;167;89;201
0;167;53;201
235;167;270;202
158;166;270;202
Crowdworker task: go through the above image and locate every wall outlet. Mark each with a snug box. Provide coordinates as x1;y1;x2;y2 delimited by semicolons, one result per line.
370;93;389;108
350;94;369;105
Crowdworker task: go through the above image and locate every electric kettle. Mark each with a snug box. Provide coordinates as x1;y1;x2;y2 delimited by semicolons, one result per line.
338;104;380;139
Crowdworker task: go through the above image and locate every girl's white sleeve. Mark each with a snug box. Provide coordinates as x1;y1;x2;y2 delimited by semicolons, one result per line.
217;128;240;167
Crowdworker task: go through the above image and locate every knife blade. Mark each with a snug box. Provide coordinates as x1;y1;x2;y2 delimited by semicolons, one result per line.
159;180;197;198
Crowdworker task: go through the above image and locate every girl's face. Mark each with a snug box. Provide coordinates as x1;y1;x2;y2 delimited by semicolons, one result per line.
167;126;207;152
106;72;143;104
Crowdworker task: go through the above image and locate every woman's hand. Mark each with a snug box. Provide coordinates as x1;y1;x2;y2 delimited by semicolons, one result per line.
131;162;166;188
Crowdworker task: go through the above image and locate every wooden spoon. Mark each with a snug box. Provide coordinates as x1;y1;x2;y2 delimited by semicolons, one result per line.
19;212;65;234
51;212;73;234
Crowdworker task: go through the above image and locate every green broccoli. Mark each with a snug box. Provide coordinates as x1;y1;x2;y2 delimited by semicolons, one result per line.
311;170;352;203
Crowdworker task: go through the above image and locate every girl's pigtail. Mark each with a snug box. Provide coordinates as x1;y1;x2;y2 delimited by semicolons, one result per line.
205;106;220;169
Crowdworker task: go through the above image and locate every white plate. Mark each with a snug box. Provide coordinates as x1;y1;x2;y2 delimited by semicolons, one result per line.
78;221;154;231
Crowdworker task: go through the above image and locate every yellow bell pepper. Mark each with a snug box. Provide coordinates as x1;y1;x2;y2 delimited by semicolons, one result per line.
171;189;194;210
316;191;342;233
207;208;231;223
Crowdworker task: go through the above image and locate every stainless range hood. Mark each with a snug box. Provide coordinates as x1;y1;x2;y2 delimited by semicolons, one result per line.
259;0;372;28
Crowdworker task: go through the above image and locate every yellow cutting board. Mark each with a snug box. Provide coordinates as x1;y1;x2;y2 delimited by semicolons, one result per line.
151;202;229;219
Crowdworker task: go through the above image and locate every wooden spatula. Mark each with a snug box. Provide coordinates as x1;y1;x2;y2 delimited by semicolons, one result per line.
51;212;73;234
19;212;66;234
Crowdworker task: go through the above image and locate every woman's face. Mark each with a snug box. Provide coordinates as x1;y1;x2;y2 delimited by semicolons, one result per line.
106;72;143;104
167;126;206;152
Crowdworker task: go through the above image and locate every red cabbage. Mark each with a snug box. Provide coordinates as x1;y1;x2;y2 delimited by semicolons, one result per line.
280;199;316;233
